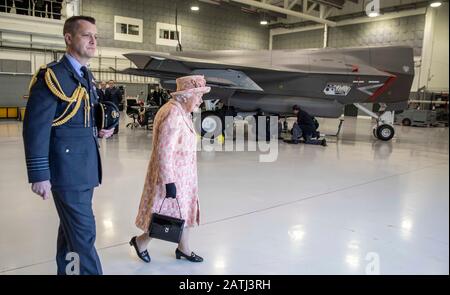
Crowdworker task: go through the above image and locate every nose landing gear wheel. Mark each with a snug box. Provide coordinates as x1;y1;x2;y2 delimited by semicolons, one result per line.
374;124;395;141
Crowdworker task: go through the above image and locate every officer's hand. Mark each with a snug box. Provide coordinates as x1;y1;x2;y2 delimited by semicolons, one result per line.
99;128;114;138
31;180;51;200
165;183;177;199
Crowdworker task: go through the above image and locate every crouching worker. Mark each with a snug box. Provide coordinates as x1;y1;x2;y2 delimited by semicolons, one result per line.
286;105;327;146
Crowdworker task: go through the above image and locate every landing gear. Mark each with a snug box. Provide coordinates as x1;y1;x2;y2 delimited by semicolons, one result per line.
354;103;396;141
249;113;279;142
195;111;224;137
373;124;395;141
193;99;226;138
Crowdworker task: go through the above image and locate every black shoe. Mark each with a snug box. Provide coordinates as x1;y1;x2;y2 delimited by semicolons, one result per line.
284;139;299;144
129;236;151;263
175;248;204;262
321;139;328;146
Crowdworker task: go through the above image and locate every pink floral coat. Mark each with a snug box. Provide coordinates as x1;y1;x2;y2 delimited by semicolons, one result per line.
135;99;200;231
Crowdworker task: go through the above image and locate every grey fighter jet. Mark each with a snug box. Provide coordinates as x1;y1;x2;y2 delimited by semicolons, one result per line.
124;46;414;141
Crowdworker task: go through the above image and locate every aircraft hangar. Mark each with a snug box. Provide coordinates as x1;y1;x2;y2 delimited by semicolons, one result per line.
0;0;448;276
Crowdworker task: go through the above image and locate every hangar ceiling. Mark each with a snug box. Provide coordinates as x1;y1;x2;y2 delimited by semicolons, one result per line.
197;0;435;27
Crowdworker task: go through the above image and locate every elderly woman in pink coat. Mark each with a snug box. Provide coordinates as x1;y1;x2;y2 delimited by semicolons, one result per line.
129;75;210;263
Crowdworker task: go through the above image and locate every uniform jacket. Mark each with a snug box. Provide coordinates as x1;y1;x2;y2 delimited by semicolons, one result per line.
23;55;102;191
105;86;123;107
296;109;316;135
96;87;107;102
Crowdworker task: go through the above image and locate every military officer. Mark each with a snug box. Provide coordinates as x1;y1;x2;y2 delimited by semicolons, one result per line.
22;15;114;275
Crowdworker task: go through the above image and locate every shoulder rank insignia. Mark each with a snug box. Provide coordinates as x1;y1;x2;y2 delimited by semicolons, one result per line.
28;65;47;94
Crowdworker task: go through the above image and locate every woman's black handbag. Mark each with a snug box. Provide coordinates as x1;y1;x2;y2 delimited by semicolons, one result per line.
148;198;185;243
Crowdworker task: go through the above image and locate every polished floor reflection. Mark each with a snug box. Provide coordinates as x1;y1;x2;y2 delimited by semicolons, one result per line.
0;116;448;275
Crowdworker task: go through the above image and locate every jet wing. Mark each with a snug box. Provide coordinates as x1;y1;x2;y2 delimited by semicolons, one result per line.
123;52;312;93
124;51;307;74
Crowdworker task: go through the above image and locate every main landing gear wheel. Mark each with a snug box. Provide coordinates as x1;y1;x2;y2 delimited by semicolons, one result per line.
195;111;224;138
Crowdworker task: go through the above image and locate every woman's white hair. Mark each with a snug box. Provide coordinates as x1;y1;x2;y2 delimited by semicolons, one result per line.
173;92;195;103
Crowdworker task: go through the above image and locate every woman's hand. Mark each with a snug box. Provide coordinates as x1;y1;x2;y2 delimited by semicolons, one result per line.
165;183;177;198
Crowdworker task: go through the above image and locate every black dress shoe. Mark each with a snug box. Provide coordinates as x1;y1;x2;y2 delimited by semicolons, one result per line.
283;139;299;144
129;236;151;263
175;248;204;262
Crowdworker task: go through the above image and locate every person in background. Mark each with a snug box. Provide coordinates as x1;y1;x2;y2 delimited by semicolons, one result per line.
96;80;107;103
152;86;163;106
105;79;123;134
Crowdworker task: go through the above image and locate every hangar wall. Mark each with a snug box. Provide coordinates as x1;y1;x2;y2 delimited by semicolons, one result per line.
0;0;270;107
419;3;449;92
272;14;425;56
273;29;324;50
82;0;269;51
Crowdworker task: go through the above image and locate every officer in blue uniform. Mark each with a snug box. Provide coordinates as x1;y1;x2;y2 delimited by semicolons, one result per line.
23;16;114;275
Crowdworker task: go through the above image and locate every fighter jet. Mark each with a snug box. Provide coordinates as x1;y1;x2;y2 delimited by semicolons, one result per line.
124;45;415;141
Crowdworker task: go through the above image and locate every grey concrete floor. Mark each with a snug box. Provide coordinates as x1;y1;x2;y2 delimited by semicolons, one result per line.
0;116;448;275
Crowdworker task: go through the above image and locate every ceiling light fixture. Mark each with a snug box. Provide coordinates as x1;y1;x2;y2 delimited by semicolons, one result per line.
430;1;442;8
260;12;268;25
191;1;200;11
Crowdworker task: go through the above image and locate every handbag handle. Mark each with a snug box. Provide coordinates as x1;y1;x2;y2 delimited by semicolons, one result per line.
158;197;183;219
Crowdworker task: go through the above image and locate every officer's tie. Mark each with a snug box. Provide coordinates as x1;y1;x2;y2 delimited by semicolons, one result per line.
80;66;93;128
81;66;91;90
